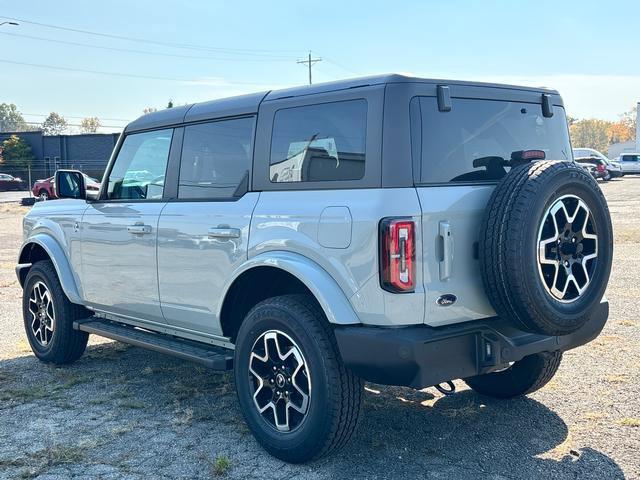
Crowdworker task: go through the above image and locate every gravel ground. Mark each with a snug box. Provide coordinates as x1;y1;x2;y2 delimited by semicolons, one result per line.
0;179;638;479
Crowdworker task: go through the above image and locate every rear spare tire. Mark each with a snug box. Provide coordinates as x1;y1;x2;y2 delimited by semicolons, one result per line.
480;160;613;335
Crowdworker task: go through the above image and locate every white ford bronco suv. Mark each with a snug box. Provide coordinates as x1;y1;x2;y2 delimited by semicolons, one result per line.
17;75;613;463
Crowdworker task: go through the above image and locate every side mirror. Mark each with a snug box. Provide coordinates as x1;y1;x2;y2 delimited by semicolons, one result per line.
54;170;86;200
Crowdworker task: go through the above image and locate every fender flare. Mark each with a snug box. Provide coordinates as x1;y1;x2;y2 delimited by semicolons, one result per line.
17;234;82;304
219;251;361;325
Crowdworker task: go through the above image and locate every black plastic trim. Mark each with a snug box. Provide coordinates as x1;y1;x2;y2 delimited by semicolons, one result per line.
334;301;609;389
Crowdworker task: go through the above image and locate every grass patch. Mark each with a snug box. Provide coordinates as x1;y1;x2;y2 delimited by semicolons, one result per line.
0;386;48;404
212;455;231;476
119;399;146;410
617;418;640;427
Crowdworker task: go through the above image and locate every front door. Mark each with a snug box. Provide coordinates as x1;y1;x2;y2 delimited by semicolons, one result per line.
157;117;257;335
80;128;174;323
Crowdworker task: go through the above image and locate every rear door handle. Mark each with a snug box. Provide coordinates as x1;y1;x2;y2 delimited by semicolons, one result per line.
438;221;453;281
127;224;152;235
208;227;241;239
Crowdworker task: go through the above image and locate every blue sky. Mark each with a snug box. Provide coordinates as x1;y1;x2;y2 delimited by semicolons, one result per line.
1;0;638;132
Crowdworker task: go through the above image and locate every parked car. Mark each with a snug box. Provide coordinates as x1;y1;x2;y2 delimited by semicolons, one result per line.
0;173;25;191
573;147;623;178
32;174;101;200
616;153;640;174
17;75;613;463
575;156;611;180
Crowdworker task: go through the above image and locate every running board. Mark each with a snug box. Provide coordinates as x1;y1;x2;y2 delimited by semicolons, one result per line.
74;318;233;370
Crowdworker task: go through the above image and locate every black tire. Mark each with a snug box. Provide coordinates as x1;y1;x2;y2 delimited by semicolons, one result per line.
22;260;89;364
234;294;363;463
480;160;613;335
464;351;562;399
38;189;49;201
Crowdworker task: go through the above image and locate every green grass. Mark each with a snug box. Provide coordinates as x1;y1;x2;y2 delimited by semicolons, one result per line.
212;455;231;476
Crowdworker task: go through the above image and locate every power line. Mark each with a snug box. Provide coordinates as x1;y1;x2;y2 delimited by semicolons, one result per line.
1;16;302;57
297;51;322;85
22;112;130;122
0;58;288;86
0;31;295;62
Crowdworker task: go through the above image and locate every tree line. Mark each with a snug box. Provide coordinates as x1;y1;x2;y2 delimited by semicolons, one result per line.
568;106;637;153
0;103;103;135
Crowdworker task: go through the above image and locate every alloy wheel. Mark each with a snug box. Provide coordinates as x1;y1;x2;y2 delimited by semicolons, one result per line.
537;195;598;302
28;281;55;346
248;330;311;432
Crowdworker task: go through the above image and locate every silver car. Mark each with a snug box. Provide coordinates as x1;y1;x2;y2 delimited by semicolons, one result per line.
16;75;613;462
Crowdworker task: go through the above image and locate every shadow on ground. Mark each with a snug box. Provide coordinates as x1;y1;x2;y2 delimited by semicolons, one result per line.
0;342;625;479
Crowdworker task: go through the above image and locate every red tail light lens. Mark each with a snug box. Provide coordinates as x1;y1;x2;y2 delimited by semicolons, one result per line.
597;164;606;172
379;218;415;293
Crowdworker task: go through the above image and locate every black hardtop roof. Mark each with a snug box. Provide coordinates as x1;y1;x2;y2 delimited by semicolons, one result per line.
125;74;561;133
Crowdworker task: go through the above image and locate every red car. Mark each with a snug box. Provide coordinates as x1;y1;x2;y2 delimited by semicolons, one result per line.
0;173;26;191
32;174;101;200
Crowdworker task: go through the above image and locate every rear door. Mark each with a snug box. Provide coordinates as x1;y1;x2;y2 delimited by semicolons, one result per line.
157;116;258;336
411;95;572;326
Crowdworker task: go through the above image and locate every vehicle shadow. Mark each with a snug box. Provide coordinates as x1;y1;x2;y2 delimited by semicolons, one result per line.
326;386;625;479
0;342;626;479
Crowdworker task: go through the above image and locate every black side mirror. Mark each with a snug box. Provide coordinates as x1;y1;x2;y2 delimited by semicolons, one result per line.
54;170;86;199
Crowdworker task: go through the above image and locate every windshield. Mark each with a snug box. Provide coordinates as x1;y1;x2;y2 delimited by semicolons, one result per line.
411;97;572;183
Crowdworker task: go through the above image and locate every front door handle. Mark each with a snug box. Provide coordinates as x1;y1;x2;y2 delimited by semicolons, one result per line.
208;227;241;239
127;224;152;235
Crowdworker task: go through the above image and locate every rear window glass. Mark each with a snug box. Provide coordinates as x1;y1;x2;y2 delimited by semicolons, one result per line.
411;97;572;183
622;155;639;162
269;99;366;183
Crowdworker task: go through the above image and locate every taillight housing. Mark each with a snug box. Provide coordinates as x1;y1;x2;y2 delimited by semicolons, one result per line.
596;164;606;172
379;218;416;293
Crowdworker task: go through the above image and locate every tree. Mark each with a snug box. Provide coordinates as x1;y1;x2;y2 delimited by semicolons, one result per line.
569;119;612;152
80;117;101;133
41;112;68;135
0;135;36;169
619;106;637;142
143;107;158;115
0;103;29;132
167;99;174;108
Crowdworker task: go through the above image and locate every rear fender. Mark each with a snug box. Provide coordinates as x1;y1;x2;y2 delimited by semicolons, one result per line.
219;251;360;325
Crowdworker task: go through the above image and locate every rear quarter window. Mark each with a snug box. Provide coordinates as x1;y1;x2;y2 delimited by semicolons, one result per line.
411;97;572;184
269;99;367;183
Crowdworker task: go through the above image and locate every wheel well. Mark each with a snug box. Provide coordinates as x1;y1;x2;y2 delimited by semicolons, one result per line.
220;266;321;343
17;243;51;285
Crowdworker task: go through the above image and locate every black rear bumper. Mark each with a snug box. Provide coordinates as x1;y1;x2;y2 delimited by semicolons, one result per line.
334;300;608;389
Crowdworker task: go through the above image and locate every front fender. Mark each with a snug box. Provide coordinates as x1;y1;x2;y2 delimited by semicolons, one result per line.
220;251;360;325
17;234;82;304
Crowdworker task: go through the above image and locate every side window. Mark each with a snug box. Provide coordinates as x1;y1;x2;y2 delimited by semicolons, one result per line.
178;117;254;199
269;99;367;183
107;129;173;200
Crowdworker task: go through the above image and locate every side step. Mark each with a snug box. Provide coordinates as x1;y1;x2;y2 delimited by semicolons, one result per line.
74;318;233;370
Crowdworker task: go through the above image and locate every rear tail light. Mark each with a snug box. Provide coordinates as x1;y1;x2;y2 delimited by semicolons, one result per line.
597;164;606;172
379;218;415;293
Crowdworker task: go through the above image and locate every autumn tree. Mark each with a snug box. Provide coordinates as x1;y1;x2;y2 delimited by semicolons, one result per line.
41;112;68;135
80;117;101;133
0;103;29;132
569;119;612;152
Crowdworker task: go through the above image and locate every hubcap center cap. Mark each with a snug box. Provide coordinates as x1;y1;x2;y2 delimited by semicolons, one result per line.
275;373;286;388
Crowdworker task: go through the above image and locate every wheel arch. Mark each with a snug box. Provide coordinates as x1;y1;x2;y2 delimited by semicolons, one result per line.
219;251;360;342
17;235;82;304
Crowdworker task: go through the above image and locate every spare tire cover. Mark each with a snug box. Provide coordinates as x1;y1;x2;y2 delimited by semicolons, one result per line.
479;160;613;335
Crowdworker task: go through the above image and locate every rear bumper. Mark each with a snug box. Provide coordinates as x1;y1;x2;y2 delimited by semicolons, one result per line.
335;300;608;389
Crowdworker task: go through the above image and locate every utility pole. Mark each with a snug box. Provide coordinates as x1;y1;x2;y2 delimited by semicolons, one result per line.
297;51;322;85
